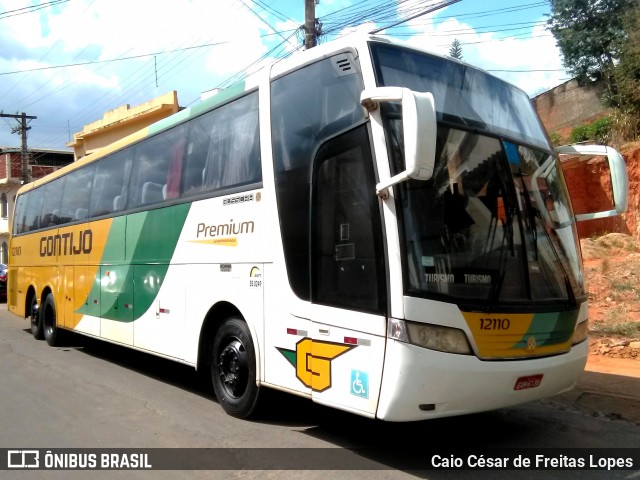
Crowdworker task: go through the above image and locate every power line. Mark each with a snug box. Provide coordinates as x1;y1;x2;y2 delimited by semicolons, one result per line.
0;0;69;20
370;0;462;34
0;41;230;76
0;112;37;183
0;0;563;149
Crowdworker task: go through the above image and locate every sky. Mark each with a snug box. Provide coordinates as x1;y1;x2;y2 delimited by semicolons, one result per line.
0;0;569;151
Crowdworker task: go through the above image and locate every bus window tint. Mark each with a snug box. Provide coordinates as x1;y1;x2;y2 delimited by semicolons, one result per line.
183;92;260;197
60;165;95;224
40;179;65;228
130;124;185;208
23;186;45;231
12;194;25;234
313;126;385;313
271;55;365;300
90;151;132;217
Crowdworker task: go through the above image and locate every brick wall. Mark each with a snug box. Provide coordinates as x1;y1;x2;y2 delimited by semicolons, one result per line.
533;79;609;140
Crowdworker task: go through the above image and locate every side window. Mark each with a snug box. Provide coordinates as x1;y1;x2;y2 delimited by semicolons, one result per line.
61;166;95;224
183;92;261;197
271;53;365;300
312;126;385;313
12;194;26;235
1;193;7;219
130;124;186;208
40;178;66;228
23;187;45;231
90;151;132;218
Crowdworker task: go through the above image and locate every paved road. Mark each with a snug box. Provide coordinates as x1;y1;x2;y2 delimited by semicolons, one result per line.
0;304;638;480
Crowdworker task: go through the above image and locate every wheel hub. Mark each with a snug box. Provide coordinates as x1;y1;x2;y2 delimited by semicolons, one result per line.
218;339;247;397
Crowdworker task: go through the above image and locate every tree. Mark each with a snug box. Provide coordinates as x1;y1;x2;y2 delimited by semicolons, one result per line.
610;7;640;138
546;0;634;89
449;38;463;60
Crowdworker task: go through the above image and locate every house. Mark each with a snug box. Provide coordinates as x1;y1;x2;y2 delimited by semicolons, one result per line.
0;148;74;263
67;90;180;161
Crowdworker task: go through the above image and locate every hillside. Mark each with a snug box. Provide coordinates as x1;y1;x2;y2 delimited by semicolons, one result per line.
581;142;640;360
582;233;640;360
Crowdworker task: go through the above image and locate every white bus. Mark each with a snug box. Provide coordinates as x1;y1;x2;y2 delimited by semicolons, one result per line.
9;35;628;421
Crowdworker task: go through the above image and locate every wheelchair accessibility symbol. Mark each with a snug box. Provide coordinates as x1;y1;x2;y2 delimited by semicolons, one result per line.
350;370;369;399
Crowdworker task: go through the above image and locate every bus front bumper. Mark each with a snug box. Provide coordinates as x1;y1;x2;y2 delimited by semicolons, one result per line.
376;338;588;422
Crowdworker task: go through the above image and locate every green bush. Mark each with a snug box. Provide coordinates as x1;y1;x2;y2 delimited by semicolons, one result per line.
569;124;591;143
569;117;612;144
549;132;564;146
590;117;613;143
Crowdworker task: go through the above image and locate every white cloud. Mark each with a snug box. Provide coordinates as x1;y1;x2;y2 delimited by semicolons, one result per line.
0;0;572;148
0;0;280;147
393;6;569;96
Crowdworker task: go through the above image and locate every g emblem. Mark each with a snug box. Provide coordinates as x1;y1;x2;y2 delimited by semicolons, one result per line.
526;336;537;352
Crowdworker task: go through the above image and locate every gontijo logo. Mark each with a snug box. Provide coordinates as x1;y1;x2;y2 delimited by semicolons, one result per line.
40;229;92;257
277;338;355;392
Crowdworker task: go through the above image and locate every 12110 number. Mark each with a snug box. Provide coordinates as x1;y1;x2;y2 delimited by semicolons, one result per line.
480;318;511;330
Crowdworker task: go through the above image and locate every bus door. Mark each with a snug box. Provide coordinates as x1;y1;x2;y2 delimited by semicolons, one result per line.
307;126;388;417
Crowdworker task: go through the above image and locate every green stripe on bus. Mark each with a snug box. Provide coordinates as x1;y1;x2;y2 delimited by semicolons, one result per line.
512;310;577;349
77;203;191;321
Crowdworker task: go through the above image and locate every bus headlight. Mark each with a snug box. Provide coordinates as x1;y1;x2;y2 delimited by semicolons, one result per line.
388;318;472;355
571;320;589;345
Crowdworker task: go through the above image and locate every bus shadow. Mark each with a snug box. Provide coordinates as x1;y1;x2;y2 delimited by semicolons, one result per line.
41;331;216;400
24;328;639;477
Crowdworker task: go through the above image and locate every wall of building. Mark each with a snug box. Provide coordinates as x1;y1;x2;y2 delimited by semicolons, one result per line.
67;91;180;160
533;79;609;141
0;150;74;263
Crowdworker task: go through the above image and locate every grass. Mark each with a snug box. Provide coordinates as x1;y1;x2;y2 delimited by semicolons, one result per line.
610;280;635;292
592;320;640;338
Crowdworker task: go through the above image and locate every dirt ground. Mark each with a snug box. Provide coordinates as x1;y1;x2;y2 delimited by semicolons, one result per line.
581;232;640;360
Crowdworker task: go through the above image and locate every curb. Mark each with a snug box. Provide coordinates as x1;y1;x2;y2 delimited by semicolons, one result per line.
549;355;640;424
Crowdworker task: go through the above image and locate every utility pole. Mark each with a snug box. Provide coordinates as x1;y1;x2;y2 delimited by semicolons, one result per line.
304;0;317;49
0;112;37;184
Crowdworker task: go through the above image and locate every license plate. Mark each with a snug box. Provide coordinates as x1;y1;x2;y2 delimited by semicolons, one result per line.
514;374;543;390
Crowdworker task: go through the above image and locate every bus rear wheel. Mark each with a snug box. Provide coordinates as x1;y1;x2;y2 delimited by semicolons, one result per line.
29;296;44;340
42;293;62;347
211;318;260;419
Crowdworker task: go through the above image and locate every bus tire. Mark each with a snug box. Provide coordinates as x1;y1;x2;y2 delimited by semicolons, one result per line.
42;293;61;347
30;296;44;340
211;318;260;419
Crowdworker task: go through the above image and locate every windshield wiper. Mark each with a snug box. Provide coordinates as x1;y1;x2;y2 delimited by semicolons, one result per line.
520;175;578;307
486;271;505;311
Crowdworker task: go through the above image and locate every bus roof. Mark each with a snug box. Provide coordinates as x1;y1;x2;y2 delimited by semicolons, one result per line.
17;33;517;197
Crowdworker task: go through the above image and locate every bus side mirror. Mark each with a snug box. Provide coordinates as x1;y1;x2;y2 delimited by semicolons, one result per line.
360;87;437;197
556;144;629;221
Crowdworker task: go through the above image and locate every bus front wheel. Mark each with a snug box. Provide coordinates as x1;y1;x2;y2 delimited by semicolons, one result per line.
211;318;260;419
30;296;44;340
42;293;61;347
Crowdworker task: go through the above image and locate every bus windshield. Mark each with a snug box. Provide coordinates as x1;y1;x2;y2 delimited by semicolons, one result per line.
369;41;549;150
370;42;585;308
